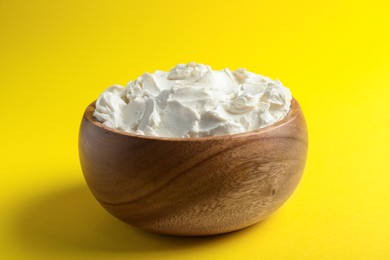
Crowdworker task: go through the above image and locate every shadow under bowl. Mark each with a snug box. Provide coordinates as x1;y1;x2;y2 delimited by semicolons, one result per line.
79;98;308;236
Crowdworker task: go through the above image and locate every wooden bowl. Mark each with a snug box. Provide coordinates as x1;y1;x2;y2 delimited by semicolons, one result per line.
79;98;308;236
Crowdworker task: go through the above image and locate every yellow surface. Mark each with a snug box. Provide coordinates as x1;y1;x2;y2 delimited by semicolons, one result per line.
1;0;389;259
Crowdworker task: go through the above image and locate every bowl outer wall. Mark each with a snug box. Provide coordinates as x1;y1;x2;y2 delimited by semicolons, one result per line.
78;98;308;236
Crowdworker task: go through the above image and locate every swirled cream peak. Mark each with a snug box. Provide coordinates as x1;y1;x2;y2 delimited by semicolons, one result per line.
93;62;292;138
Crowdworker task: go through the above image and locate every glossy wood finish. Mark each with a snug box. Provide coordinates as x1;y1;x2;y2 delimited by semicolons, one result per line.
79;98;308;236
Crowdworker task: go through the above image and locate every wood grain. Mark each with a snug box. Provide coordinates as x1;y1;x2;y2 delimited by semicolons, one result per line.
79;98;308;236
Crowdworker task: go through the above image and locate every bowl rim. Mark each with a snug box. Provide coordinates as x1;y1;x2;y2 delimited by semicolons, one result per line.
83;97;301;142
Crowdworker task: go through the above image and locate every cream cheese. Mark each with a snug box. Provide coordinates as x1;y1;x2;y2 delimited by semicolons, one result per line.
93;62;292;138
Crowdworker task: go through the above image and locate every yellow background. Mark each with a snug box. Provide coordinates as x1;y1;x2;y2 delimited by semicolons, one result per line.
1;0;389;259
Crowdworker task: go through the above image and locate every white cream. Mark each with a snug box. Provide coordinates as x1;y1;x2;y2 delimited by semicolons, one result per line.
93;62;292;138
